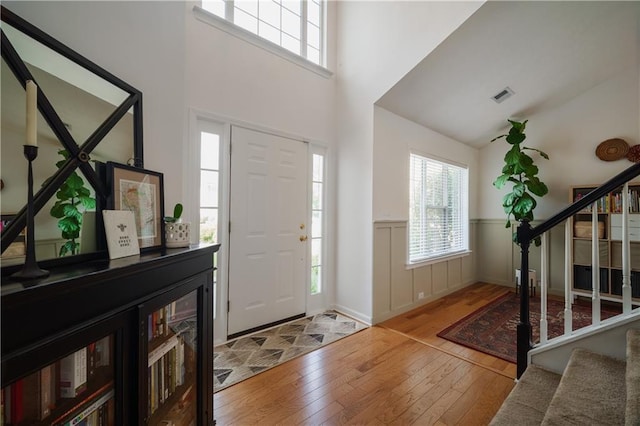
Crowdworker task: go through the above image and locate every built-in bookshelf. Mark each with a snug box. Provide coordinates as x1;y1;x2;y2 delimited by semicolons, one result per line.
1;244;219;425
145;291;198;425
1;336;113;425
571;185;640;303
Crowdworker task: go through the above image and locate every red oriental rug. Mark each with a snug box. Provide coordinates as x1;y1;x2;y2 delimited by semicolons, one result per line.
437;293;621;363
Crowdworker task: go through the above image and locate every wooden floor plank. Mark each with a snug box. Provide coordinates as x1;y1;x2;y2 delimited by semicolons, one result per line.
214;282;516;425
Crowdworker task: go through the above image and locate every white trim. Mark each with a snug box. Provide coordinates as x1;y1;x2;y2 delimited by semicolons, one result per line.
405;250;473;270
189;108;333;341
192;5;333;79
188;109;230;345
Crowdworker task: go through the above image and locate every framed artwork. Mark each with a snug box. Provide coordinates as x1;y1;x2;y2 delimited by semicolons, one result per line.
0;214;26;259
106;162;164;251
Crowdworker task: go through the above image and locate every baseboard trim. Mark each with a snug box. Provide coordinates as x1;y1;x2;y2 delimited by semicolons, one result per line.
331;304;372;326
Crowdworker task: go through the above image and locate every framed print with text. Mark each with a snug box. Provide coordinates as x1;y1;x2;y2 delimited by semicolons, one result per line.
106;162;164;251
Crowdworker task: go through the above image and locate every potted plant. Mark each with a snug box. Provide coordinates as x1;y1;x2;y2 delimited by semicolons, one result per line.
164;203;191;248
492;119;549;244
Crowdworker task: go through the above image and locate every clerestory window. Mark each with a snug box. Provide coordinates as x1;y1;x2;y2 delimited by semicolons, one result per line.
201;0;325;67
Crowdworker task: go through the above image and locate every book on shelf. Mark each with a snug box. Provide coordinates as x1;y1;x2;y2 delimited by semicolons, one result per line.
59;348;88;398
95;336;111;368
63;388;114;426
148;337;187;416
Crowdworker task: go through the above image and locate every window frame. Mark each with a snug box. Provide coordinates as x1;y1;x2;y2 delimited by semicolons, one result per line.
193;1;331;78
408;151;470;267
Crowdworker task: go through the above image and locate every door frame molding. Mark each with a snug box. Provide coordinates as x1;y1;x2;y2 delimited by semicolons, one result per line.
187;108;332;344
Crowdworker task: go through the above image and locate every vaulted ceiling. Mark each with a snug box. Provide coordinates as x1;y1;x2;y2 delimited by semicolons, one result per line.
376;1;640;148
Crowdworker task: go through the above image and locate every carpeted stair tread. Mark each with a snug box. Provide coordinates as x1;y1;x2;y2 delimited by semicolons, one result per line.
490;365;561;426
541;348;626;426
627;329;640;426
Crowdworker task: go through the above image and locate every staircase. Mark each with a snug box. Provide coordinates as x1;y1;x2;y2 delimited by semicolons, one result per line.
491;328;640;425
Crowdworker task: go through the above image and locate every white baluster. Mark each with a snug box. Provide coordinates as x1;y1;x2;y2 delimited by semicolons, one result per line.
564;220;573;335
540;231;548;344
622;182;632;314
592;206;601;325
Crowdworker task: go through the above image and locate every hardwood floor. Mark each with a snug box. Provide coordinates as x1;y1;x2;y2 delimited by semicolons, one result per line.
214;283;516;425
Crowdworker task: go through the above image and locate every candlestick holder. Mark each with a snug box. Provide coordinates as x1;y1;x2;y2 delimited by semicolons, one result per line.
11;145;49;280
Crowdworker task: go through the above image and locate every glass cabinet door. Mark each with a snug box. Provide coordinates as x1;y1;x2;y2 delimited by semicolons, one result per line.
145;289;199;425
1;334;115;425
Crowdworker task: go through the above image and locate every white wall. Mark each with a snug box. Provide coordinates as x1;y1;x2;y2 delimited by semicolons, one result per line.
373;106;479;221
334;0;483;322
479;67;640;222
5;1;188;209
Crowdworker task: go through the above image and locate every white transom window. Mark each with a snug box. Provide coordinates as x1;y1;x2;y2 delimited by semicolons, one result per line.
201;0;325;66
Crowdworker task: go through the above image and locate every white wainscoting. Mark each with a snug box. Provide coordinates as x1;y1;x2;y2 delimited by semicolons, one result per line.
475;219;567;296
372;220;478;323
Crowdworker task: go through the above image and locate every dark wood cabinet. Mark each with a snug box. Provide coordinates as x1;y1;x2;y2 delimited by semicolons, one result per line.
1;244;219;425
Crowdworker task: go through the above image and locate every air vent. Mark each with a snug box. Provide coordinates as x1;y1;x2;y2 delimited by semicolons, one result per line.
491;87;515;104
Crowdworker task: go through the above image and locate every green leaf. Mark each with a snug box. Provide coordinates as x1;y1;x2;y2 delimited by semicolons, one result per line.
524;164;539;177
66;173;84;190
493;174;510;189
56;185;74;201
523;146;549;160
55;159;66;168
490;134;507;143
59;240;79;257
525;177;549;197
513;194;536;216
506;132;526;145
507;119;527;133
505;145;521;165
77;187;91;197
173;203;183;220
502;192;518;207
513;183;526;197
57;149;70;159
63;204;82;222
80;196;96;210
50;202;66;218
59;217;80;234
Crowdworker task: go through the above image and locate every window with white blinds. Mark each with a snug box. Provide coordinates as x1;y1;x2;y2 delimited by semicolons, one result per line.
409;153;469;263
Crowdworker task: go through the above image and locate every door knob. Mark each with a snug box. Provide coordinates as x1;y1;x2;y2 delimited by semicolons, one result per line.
299;235;308;242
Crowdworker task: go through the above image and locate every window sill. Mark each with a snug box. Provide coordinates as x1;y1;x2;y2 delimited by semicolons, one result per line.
406;250;472;270
192;6;333;79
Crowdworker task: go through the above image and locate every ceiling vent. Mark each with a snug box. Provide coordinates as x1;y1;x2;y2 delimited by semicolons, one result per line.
491;87;515;104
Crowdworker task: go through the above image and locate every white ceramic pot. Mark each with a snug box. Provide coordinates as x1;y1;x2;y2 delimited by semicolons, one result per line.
165;221;191;248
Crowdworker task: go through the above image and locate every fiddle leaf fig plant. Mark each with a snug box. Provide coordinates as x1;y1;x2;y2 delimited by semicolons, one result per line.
50;149;96;256
492;119;549;242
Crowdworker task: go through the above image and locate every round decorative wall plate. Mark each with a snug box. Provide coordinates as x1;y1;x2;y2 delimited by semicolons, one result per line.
596;138;629;161
627;144;640;163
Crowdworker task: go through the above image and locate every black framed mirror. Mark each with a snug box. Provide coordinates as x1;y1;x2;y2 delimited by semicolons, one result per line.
0;6;143;270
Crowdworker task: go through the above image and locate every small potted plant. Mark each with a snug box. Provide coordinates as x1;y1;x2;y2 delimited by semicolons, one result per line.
164;203;191;248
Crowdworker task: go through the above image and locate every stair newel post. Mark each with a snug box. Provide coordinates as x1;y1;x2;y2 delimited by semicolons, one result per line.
516;219;533;379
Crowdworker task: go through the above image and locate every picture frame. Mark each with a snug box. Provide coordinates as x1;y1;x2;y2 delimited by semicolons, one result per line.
106;162;164;251
0;214;26;260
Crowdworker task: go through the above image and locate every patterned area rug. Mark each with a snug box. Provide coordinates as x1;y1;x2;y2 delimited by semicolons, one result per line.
437;293;621;363
214;311;367;392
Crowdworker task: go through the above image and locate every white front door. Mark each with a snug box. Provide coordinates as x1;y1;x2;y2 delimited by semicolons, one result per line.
228;126;308;336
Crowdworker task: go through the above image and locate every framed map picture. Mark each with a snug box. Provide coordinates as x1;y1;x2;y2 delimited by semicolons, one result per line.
106;162;165;251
